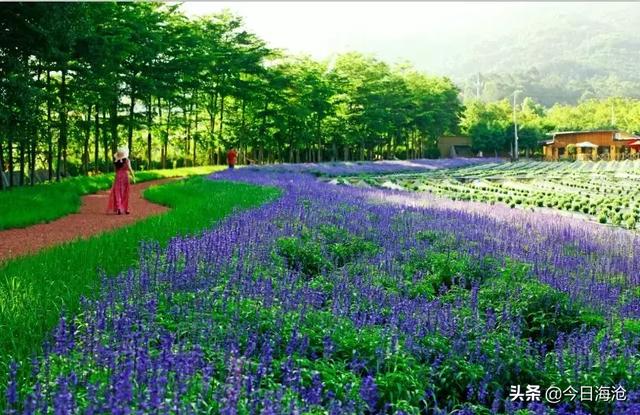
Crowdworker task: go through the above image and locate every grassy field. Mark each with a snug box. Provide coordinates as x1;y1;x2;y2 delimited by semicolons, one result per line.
0;175;280;386
0;166;221;230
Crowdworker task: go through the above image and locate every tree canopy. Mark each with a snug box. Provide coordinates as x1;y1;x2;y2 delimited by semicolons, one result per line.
0;3;462;188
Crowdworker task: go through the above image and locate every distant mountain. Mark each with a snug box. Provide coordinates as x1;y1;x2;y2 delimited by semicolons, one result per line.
439;3;640;106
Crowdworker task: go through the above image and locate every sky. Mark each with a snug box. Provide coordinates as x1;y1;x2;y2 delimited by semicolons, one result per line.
178;2;631;76
179;2;512;73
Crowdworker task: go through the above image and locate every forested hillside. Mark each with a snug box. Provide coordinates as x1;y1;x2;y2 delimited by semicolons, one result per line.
452;4;640;105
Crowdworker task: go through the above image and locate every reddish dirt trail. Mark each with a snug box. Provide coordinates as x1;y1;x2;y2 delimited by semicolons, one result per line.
0;179;175;262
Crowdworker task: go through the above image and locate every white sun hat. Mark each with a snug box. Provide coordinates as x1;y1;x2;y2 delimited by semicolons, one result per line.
114;146;129;161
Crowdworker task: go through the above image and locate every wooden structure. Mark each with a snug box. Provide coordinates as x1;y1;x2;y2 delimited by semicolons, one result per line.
438;136;475;158
542;130;639;161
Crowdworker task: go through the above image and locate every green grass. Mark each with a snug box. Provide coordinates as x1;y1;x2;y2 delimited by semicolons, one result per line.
0;175;280;384
0;165;223;230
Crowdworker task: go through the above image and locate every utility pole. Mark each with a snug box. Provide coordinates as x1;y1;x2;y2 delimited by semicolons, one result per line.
475;73;482;100
513;90;521;161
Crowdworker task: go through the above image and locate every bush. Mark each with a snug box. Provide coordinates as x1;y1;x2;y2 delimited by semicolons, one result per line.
423;145;441;159
275;236;331;277
275;225;379;277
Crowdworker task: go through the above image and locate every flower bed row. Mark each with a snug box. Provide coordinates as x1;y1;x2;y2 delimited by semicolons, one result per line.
354;161;640;229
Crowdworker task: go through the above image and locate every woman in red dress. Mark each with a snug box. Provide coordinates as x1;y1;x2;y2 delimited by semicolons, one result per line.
107;147;135;215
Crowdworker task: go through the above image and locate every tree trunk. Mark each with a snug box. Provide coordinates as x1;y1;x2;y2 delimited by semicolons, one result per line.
19;139;25;186
259;100;269;164
0;138;4;190
7;132;13;187
30;66;41;185
208;91;218;166
0;137;4;190
128;89;135;154
218;95;225;150
46;71;53;181
30;132;36;186
316;116;322;163
102;108;110;171
208;110;215;165
193;99;198;166
185;100;192;167
83;105;92;175
147;96;152;169
110;98;118;158
240;97;246;164
94;105;100;174
163;104;171;169
57;68;68;181
158;97;164;169
405;132;409;160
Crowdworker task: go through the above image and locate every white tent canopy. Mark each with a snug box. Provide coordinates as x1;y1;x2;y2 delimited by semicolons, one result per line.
575;141;599;148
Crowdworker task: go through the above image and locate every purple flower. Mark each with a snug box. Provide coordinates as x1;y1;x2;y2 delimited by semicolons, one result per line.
359;375;379;412
5;360;18;414
304;372;323;406
53;376;75;415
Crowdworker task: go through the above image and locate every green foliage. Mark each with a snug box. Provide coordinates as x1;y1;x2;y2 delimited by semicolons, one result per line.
479;264;604;346
461;100;512;155
402;241;497;299
275;236;331;278
423;145;441;159
544;97;640;134
0;4;466;183
319;224;379;267
274;224;379;277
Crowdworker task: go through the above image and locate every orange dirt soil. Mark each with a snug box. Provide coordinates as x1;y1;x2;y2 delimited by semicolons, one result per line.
0;179;174;263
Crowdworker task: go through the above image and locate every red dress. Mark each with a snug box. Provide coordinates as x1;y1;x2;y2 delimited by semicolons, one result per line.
107;158;130;213
227;149;238;167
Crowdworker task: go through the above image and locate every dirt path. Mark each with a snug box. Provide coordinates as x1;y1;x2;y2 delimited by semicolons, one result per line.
0;179;175;262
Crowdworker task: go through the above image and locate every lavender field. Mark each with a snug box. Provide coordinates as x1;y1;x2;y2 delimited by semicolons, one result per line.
5;161;640;414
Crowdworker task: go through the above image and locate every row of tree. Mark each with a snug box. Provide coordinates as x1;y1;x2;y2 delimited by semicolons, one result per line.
0;2;463;189
460;96;640;157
